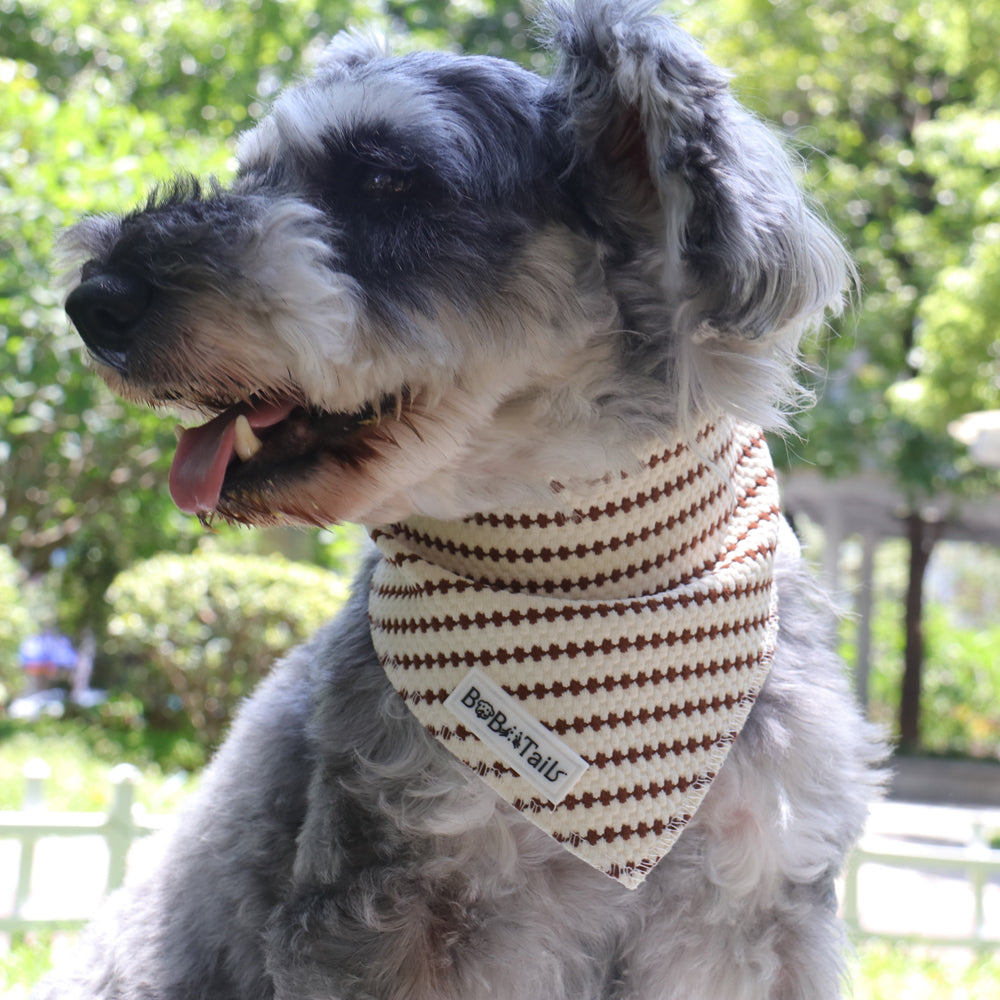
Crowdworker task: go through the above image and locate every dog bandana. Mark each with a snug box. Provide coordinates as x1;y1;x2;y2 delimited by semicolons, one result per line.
368;417;782;889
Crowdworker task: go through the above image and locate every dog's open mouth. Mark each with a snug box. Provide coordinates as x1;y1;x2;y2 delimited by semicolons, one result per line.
169;393;400;520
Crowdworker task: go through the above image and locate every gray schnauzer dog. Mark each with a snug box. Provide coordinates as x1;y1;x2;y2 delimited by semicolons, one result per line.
48;1;881;998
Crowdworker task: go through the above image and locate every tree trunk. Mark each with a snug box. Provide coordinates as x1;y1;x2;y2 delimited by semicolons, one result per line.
898;511;937;752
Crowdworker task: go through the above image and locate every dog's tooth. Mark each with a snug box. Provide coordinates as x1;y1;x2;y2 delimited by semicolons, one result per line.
233;414;263;460
394;393;403;419
174;424;185;442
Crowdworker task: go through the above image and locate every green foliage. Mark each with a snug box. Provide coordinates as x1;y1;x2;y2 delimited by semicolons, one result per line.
0;546;35;697
850;942;1000;1000
0;0;382;131
868;600;1000;758
689;0;1000;498
0;932;56;1000
0;0;530;635
1;29;230;629
848;539;1000;756
901;226;1000;426
919;605;1000;754
385;0;536;63
0;0;380;631
0;717;200;810
104;552;348;746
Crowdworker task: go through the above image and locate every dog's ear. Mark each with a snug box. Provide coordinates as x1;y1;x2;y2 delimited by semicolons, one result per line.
317;28;391;76
542;0;847;345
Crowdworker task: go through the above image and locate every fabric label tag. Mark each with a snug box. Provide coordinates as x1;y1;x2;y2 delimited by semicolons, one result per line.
444;667;590;805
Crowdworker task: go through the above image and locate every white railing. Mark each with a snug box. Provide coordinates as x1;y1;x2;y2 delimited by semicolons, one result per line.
3;766;1000;947
0;759;166;934
841;802;1000;950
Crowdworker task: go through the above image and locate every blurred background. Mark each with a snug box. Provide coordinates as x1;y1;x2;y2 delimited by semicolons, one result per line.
1;0;999;995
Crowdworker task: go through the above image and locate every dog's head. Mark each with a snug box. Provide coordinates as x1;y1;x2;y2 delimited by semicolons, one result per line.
61;0;848;528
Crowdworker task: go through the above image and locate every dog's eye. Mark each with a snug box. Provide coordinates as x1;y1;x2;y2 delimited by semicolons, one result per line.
361;168;414;198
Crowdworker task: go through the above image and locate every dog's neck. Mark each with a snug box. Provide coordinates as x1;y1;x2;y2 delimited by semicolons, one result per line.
368;416;783;889
373;425;734;603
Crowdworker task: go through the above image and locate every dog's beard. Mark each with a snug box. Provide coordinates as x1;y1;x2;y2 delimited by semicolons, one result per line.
160;373;543;528
165;390;448;528
169;395;402;522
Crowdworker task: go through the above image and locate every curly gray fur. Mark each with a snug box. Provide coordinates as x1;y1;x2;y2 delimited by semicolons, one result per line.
45;2;882;997
37;554;880;1000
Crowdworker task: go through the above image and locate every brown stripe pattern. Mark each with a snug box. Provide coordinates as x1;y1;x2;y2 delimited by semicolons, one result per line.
368;417;781;889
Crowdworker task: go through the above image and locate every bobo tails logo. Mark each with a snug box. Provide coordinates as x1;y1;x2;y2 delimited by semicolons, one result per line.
464;689;568;784
444;667;589;804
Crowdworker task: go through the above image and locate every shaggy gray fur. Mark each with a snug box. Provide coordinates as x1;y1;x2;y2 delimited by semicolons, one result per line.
47;2;882;997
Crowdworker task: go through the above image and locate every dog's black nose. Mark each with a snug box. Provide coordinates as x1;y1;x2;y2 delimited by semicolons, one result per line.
66;271;151;372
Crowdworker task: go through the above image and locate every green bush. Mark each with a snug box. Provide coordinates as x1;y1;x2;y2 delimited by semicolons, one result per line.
0;546;35;700
105;552;349;747
918;605;1000;757
854;539;1000;758
867;610;1000;757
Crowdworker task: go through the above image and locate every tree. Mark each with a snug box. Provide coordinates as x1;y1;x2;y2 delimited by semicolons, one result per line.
689;0;1000;748
1;0;382;629
2;19;230;630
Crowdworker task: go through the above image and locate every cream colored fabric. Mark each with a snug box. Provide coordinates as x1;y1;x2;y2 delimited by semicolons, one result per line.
368;417;781;889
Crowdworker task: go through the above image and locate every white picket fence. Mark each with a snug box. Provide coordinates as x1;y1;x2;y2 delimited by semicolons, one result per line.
3;763;1000;947
0;760;165;934
842;800;1000;950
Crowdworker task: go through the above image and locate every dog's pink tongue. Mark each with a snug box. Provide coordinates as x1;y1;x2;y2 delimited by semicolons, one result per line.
169;411;238;513
169;402;295;514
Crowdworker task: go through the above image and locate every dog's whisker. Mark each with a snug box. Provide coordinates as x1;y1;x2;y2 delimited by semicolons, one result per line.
375;426;400;449
397;413;424;443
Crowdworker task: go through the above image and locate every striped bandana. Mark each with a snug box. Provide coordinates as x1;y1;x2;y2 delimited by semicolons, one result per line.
368;417;781;889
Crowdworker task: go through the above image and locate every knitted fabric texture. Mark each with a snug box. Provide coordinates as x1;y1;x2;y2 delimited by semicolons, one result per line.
368;417;781;889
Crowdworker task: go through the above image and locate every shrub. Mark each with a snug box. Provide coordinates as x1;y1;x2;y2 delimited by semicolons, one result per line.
918;605;1000;757
857;540;1000;758
105;552;349;746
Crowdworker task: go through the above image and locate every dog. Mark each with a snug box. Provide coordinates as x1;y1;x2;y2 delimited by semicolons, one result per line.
46;2;881;997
